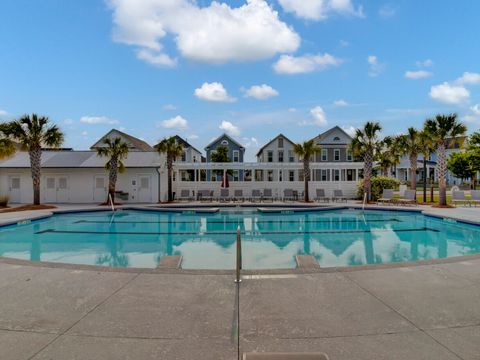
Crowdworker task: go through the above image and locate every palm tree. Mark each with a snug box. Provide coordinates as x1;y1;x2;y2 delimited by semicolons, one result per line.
293;139;321;202
424;114;467;206
96;137;129;204
350;121;382;202
377;135;402;177
418;131;435;202
398;127;423;190
155;136;184;202
6;114;64;205
0;123;16;159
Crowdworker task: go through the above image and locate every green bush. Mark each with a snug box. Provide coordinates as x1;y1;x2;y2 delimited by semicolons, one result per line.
0;195;9;207
357;176;401;201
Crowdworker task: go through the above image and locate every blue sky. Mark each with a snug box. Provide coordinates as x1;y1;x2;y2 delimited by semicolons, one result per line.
1;0;479;160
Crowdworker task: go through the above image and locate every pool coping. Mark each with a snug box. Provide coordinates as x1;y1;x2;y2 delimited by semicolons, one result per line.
1;204;480;274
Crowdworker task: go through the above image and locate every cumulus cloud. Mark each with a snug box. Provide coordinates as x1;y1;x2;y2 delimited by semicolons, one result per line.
273;53;342;74
219;120;240;136
471;104;480;115
244;84;279;100
242;137;259;148
0;109;8;117
456;72;480;85
462;104;480;124
341;125;356;136
300;106;328;126
429;82;470;104
367;55;385;77
159;115;188;130
80;116;119;125
278;0;364;21
405;70;433;79
333;99;348;107
108;0;300;66
194;82;236;103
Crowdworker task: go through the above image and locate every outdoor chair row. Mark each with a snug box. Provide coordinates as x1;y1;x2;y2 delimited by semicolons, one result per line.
312;189;348;203
377;189;417;206
452;190;480;207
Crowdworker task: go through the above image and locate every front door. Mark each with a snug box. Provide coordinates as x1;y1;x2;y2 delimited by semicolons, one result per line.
56;176;69;203
44;177;57;203
44;176;69;203
137;175;152;202
8;176;21;203
93;175;107;202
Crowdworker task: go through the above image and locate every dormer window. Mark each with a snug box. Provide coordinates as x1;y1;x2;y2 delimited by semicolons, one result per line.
333;136;340;141
221;140;229;145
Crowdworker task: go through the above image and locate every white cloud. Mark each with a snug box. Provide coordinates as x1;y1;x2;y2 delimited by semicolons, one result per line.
339;39;349;47
108;0;300;65
163;104;177;110
462;105;480;125
333;99;348;107
378;4;396;19
244;84;279;100
471;104;480;116
63;118;74;125
81;131;88;136
278;0;364;21
405;70;433;79
367;55;385;77
288;107;297;112
80;116;119;125
159;115;188;130
219;120;240;136
300;106;328;126
273;53;343;74
341;125;356;136
194;82;236;103
242;137;259;148
0;109;8;117
186;134;199;140
416;59;433;67
429;82;470;104
456;72;480;85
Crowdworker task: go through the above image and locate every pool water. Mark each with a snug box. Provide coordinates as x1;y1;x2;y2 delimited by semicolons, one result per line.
0;209;479;269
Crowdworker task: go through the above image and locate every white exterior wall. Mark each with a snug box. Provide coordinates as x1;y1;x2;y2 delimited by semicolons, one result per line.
0;168;160;204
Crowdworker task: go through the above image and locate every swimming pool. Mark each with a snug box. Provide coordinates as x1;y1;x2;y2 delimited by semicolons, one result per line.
0;209;479;269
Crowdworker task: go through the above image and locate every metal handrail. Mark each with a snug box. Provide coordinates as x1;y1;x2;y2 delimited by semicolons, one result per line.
108;193;115;212
235;226;242;283
362;192;367;211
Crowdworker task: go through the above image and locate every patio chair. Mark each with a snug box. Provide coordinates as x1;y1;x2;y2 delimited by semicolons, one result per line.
233;189;244;202
178;189;192;202
452;190;468;207
263;188;274;202
378;189;394;205
471;190;480;207
198;189;213;202
251;189;262;202
314;189;329;202
397;189;417;206
283;189;295;202
219;188;230;202
332;189;347;203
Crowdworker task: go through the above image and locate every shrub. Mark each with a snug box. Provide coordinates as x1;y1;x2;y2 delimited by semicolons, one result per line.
357;176;401;201
0;195;9;207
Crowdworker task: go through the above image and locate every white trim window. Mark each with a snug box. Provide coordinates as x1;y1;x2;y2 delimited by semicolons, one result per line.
321;149;328;161
333;169;340;181
278;150;284;163
233;170;239;181
267;150;273;162
347;150;353;161
233;150;240;162
334;149;340;161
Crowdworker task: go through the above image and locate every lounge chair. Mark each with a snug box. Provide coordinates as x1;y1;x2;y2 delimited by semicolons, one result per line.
332;189;347;202
283;189;295;202
198;189;213;202
452;190;468;207
233;189;244;202
314;189;329;202
251;189;262;202
378;189;394;205
178;189;192;202
397;189;417;206
263;189;274;202
471;190;480;207
219;188;230;202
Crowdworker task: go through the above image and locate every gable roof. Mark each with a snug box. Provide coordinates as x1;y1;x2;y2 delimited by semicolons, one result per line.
256;133;296;157
172;135;203;156
204;133;245;151
90;129;154;151
311;126;353;144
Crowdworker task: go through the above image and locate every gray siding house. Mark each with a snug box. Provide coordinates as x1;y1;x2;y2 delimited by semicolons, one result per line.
205;133;245;181
310;126;354;163
256;134;299;163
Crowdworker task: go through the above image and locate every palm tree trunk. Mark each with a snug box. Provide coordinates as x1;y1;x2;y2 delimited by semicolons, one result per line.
364;150;373;201
167;156;173;202
437;142;447;206
383;167;388;177
423;158;427;203
108;157;118;204
410;153;418;190
303;159;310;202
29;147;42;205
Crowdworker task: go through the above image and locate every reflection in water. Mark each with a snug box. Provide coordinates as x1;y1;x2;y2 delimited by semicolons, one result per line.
1;209;480;269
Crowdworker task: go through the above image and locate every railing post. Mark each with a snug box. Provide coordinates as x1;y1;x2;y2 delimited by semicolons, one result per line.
235;226;242;283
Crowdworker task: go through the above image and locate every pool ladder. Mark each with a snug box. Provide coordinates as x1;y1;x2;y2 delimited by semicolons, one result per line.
235;226;242;283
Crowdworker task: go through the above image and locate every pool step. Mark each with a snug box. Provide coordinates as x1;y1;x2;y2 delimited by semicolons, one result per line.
243;352;329;360
157;255;182;269
295;255;321;269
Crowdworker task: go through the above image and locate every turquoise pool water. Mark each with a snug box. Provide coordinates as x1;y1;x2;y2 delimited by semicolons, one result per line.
0;209;479;269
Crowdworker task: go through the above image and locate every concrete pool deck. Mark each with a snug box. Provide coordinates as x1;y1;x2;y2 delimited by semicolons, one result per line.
0;203;480;359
